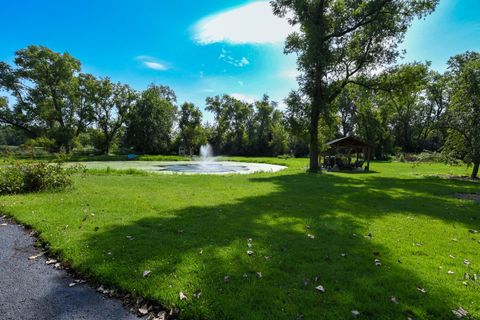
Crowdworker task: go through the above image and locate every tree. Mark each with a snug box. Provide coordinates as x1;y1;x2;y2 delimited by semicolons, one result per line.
0;46;93;152
271;0;438;171
284;90;310;156
125;84;176;154
205;95;253;154
178;102;204;155
85;76;136;154
378;63;429;152
444;52;480;179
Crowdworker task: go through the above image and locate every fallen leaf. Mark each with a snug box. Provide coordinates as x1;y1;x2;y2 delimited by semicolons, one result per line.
46;259;57;265
54;263;61;268
417;287;427;293
448;270;455;275
451;238;458;242
391;296;399;304
143;270;151;278
415;243;424;247
138;304;149;315
256;272;263;278
179;291;187;300
452;307;468;318
247;243;253;248
449;255;456;259
247;250;254;256
199;249;203;255
193;289;202;299
307;234;315;239
28;252;45;260
315;285;325;293
351;310;360;316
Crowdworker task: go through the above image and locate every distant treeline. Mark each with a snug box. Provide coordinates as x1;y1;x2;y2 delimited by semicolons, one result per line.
1;46;480;177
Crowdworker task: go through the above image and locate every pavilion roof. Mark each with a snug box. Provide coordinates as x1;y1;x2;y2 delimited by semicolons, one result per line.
326;136;372;148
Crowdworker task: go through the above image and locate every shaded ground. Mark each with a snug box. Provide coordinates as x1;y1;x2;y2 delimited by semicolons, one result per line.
0;216;137;320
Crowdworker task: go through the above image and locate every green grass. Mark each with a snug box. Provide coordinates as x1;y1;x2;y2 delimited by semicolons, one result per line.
1;159;479;319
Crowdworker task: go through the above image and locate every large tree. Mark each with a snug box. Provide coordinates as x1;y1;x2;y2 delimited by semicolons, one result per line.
271;0;438;171
0;46;92;152
178;102;204;155
444;52;480;179
85;76;136;154
125;84;176;154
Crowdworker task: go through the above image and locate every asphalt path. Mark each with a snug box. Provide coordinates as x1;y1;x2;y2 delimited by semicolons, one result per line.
0;216;138;320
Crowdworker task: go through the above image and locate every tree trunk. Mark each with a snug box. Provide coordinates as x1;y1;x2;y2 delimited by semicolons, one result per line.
472;161;479;179
309;100;321;172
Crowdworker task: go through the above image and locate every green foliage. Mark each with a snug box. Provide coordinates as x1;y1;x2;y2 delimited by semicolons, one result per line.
0;46;91;152
271;0;438;170
443;52;480;178
125;84;177;154
178;102;205;154
0;160;81;194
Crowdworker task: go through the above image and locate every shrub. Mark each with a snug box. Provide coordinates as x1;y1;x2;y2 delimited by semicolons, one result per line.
0;161;82;195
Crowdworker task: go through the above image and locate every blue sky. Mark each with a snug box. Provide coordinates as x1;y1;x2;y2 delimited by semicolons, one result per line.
1;0;479;121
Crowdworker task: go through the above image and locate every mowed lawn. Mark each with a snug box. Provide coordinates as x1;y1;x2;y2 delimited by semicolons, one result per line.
1;159;479;319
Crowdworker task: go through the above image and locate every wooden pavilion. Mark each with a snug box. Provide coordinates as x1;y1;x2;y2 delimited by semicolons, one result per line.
322;136;372;171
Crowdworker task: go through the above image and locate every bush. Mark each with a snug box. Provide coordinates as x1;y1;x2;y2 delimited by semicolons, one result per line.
0;161;82;195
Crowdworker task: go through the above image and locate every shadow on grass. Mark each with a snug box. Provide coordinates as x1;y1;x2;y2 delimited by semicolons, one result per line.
75;173;479;319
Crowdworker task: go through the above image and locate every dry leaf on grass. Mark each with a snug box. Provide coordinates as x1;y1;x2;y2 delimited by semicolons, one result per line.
179;291;187;301
452;307;468;318
315;285;325;293
143;270;151;278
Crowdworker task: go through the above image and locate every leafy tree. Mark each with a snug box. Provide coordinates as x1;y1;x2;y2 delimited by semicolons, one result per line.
125;84;176;154
443;52;480;178
85;76;136;154
271;0;438;171
205;95;253;154
284;90;309;156
378;63;429;152
0;46;93;152
178;102;204;155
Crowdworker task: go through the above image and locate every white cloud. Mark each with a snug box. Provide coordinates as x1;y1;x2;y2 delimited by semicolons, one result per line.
230;93;257;104
136;55;169;71
194;1;298;45
219;48;250;67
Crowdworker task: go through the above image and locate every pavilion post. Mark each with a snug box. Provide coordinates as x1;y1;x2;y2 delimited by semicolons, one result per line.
366;147;371;171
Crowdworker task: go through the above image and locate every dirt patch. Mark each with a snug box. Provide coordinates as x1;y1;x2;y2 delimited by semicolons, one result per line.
455;193;480;203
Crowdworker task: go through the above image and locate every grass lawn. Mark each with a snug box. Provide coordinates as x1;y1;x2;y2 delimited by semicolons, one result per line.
1;159;479;319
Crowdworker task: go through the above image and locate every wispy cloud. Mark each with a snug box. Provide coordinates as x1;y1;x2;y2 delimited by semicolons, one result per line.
230;93;256;104
136;55;169;71
219;48;249;67
193;1;298;45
